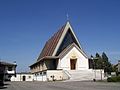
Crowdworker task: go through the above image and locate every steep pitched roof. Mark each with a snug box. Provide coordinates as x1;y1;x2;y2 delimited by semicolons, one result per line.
37;25;65;60
37;21;83;61
52;21;82;56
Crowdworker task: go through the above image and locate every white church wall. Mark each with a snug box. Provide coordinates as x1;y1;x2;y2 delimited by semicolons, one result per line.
33;75;47;81
60;58;70;70
74;47;88;70
33;74;42;81
47;70;63;81
33;72;47;81
60;47;89;70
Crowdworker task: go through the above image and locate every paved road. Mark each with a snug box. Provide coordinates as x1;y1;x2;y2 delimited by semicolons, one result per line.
1;81;120;90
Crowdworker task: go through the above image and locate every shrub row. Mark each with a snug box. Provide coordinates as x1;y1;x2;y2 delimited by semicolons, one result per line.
107;76;120;82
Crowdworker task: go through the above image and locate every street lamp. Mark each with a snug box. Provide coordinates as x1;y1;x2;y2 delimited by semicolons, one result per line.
100;61;104;81
91;56;98;81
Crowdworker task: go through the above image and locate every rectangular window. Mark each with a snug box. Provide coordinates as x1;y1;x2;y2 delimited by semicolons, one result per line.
28;76;31;78
43;72;46;75
36;73;39;76
40;72;42;75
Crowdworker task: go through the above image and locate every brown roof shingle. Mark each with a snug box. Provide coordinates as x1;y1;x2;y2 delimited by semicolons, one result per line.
37;25;65;61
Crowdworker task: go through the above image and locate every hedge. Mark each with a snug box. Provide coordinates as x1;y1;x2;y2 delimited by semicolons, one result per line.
107;76;120;82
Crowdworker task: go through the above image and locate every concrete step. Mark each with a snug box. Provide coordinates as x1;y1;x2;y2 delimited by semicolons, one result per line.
65;70;94;81
64;69;105;81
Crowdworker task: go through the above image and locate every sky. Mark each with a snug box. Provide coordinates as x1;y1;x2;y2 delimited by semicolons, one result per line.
0;0;120;72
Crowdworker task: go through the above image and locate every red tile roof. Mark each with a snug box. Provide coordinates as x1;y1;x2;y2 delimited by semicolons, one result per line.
37;25;65;61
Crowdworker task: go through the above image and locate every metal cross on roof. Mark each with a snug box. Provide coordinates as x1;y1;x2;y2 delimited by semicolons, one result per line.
66;13;69;21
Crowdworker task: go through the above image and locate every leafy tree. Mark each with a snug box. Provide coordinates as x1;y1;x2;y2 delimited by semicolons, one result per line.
95;53;103;69
91;52;114;75
102;52;112;74
90;52;113;75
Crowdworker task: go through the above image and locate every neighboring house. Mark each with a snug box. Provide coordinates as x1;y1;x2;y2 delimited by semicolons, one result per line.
30;21;105;81
11;72;33;81
0;61;17;81
117;60;120;74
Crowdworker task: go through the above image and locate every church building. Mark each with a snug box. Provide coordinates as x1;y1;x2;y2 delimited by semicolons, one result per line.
30;21;104;81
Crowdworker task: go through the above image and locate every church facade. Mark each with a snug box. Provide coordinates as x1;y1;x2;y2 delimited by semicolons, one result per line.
30;21;104;81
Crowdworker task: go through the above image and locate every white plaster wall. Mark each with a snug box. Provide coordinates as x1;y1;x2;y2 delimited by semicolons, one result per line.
33;74;42;81
93;69;105;80
33;72;47;81
47;70;63;81
60;47;89;70
33;75;45;81
66;69;105;81
11;74;33;81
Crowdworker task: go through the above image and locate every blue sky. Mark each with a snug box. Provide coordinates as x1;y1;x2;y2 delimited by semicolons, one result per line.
0;0;120;72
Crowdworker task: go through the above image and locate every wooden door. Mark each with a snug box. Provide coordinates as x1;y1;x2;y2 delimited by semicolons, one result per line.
70;59;77;70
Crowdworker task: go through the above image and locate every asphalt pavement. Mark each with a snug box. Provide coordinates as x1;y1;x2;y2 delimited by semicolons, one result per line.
2;81;120;90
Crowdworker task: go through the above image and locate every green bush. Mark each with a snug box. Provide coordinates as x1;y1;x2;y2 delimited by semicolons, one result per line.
107;76;120;82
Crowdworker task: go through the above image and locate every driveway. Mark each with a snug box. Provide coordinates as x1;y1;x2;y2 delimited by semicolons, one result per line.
2;81;120;90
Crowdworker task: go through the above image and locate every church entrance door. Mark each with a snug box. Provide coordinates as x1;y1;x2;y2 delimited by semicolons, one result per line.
70;59;77;70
